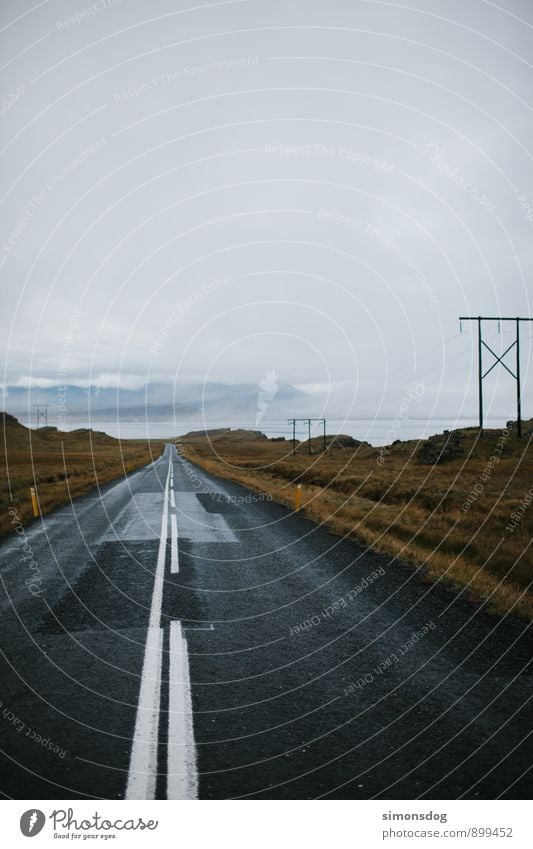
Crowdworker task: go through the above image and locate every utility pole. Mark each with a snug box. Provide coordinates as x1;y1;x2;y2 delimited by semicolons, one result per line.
33;404;50;429
459;316;532;437
288;418;327;455
291;418;296;455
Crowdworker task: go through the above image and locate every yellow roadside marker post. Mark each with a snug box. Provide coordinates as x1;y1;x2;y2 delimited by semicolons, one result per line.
30;486;40;517
295;483;302;512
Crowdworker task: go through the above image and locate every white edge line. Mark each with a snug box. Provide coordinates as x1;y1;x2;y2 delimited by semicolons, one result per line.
167;620;198;799
126;452;171;799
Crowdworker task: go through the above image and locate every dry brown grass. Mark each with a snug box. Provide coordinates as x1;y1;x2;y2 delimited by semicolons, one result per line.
1;414;164;536
180;425;533;619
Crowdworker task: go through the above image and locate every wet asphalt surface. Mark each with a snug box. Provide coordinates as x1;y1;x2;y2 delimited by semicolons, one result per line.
0;443;531;799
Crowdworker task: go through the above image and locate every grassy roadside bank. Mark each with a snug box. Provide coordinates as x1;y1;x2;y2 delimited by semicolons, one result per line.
1;413;164;536
179;425;533;620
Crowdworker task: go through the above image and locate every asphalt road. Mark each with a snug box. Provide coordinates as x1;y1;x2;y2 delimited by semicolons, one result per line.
0;443;531;799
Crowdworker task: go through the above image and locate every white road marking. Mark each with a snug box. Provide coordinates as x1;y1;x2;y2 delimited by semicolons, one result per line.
170;489;176;508
125;626;163;800
167;620;198;800
170;513;179;574
126;453;171;800
184;623;214;631
174;492;238;542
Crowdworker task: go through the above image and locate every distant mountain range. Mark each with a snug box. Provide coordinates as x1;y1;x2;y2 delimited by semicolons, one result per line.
2;381;313;424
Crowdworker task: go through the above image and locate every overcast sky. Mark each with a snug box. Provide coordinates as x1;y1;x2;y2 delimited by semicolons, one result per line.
2;0;532;424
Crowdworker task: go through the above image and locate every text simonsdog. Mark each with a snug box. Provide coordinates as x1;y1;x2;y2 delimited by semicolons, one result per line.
382;811;447;823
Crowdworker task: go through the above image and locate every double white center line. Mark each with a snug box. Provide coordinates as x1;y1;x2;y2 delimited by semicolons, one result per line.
170;513;179;574
126;452;197;799
168;620;198;799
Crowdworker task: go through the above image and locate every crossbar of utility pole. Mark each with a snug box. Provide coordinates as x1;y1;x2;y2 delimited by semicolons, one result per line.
459;316;532;437
287;418;327;455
